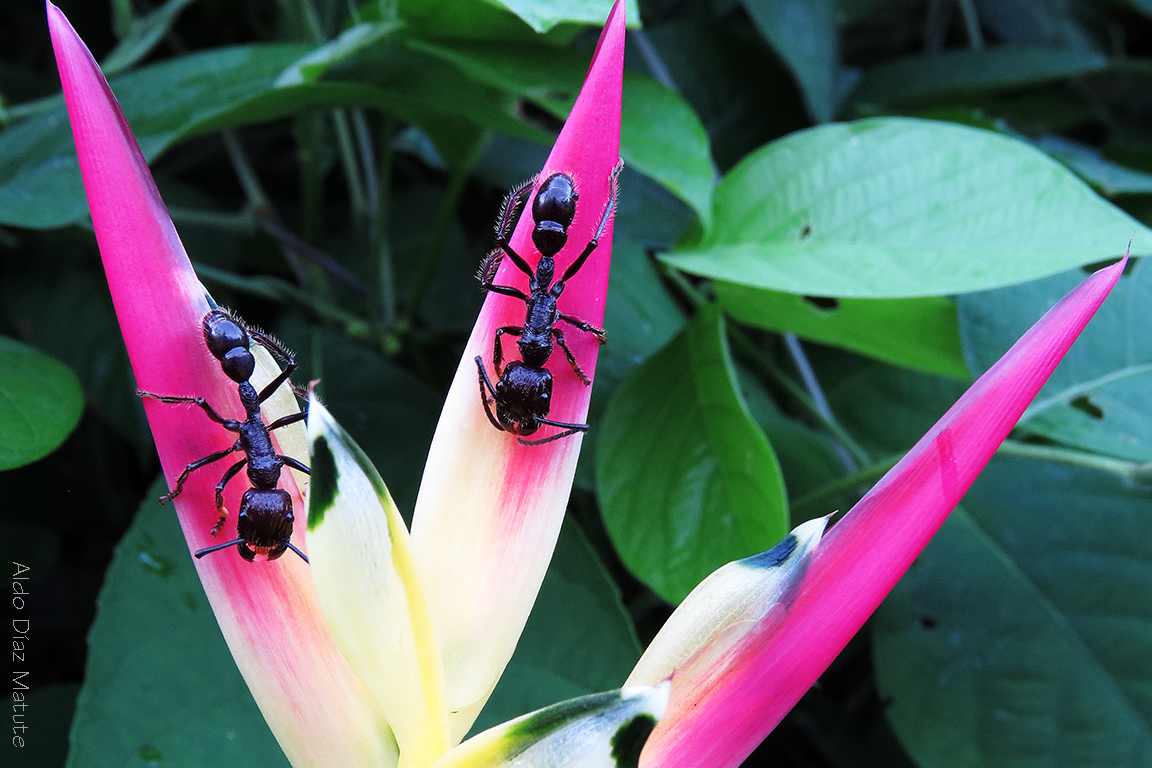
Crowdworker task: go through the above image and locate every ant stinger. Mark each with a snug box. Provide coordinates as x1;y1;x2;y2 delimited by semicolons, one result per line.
475;160;622;446
138;310;310;562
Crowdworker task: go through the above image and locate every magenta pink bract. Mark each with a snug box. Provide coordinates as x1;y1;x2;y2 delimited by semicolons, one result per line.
640;257;1127;768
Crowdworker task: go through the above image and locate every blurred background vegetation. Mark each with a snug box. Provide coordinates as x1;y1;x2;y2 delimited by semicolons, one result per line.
6;0;1152;766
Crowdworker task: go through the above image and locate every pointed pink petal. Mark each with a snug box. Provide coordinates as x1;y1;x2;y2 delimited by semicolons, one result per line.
47;5;395;765
639;257;1128;768
409;0;625;741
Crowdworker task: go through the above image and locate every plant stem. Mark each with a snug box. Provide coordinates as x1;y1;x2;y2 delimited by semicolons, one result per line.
997;440;1152;481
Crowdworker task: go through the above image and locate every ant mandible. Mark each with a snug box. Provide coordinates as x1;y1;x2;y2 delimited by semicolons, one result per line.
475;160;622;446
137;310;310;562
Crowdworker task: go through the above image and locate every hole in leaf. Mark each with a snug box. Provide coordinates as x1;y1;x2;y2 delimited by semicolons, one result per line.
803;296;839;311
800;223;812;239
1070;395;1104;419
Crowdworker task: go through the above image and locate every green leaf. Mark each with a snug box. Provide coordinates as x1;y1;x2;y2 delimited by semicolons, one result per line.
742;0;839;122
596;305;788;604
0;44;309;229
410;39;714;224
643;23;810;171
471;519;641;735
664;118;1152;298
1035;134;1152;196
495;0;636;33
596;239;687;391
959;260;1152;462
1;41;538;228
0;336;83;471
851;45;1108;106
737;370;844;505
275;21;403;86
621;74;714;227
407;38;586;98
874;457;1152;768
717;283;969;379
101;0;201;76
67;480;288;768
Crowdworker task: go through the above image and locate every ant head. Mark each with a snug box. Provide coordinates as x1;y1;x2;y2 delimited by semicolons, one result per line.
233;488;296;558
202;311;255;383
532;173;577;258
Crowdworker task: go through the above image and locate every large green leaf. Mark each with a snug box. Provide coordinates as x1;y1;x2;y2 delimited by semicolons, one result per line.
874;457;1152;768
742;0;839;123
716;283;969;378
471;520;641;735
664;118;1151;298
596;305;787;604
959;260;1152;462
0;336;83;471
67;481;288;768
620;74;714;227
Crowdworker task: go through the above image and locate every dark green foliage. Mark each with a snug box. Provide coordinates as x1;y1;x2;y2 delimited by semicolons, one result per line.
8;0;1152;766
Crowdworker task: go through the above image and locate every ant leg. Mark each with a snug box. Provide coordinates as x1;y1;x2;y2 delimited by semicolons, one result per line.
551;328;591;385
137;390;239;430
493;326;522;374
474;356;505;432
280;456;310;475
559;313;607;344
496;177;536;241
266;411;307;431
237;327;299;403
248;328;296;363
553;159;623;290
211;458;249;535
194;537;245;559
256;363;296;404
517;416;588;446
480;282;531;303
490;177;538;280
161;442;242;505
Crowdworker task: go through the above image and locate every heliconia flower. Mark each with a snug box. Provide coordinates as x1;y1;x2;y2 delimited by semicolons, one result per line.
48;0;650;765
625;255;1127;768
48;0;1128;763
406;0;624;741
47;4;398;767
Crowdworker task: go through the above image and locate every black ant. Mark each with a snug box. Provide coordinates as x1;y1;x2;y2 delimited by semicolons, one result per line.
475;161;622;446
137;310;310;563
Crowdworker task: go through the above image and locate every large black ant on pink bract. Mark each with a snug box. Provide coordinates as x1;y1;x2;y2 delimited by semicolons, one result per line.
138;310;310;562
475;161;622;446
